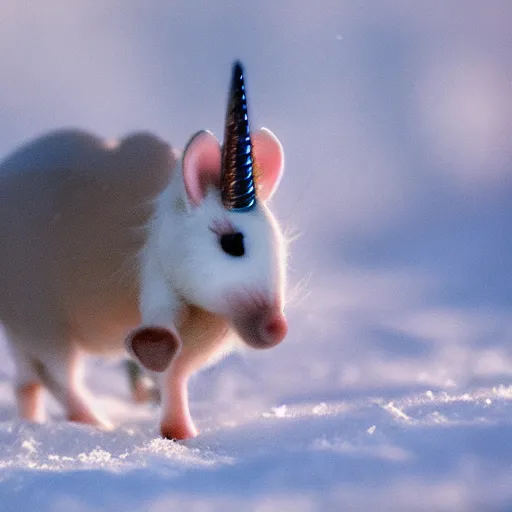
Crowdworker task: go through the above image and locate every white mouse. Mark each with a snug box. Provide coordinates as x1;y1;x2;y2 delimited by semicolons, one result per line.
0;61;287;439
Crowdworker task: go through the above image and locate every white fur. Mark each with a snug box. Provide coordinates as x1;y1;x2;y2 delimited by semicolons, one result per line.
147;186;285;319
0;128;287;439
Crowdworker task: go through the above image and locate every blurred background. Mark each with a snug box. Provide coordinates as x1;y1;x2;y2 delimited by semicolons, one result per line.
0;0;511;421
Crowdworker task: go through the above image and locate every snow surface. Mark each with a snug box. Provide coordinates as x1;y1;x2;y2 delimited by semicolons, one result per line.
2;350;512;512
1;1;512;511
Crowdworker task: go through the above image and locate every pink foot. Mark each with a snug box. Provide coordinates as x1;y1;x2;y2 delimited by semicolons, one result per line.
160;418;198;440
17;382;44;423
66;399;113;430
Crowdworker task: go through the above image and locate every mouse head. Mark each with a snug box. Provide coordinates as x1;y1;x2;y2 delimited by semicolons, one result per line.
160;61;288;349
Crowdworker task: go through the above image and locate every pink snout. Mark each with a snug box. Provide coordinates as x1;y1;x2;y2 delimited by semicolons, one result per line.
261;312;288;346
234;310;288;349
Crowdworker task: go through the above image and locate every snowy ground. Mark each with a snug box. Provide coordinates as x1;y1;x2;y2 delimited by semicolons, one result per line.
1;359;512;512
1;1;512;511
1;265;511;511
1;343;512;511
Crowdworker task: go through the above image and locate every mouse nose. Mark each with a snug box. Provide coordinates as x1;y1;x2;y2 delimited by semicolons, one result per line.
263;312;288;345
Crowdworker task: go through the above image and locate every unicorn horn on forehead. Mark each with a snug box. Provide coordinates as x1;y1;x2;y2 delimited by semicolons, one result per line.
220;61;257;212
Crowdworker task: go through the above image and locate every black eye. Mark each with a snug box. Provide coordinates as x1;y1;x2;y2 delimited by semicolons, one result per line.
220;232;245;257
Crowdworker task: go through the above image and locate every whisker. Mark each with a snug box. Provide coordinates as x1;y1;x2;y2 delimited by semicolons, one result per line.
283;224;302;245
286;273;313;309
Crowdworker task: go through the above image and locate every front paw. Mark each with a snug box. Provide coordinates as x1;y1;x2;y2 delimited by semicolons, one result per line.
160;418;198;441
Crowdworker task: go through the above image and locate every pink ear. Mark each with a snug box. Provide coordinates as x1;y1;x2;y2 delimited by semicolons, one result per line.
125;326;180;372
252;128;285;201
182;130;222;206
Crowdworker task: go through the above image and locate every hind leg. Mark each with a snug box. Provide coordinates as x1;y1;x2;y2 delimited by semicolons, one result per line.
10;347;45;423
17;382;45;422
125;359;160;404
6;324;110;428
38;347;112;428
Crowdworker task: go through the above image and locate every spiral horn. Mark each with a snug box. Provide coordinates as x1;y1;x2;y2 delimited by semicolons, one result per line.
220;61;257;211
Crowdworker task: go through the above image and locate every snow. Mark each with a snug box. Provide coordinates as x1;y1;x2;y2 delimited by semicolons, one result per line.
1;342;512;511
1;1;512;511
